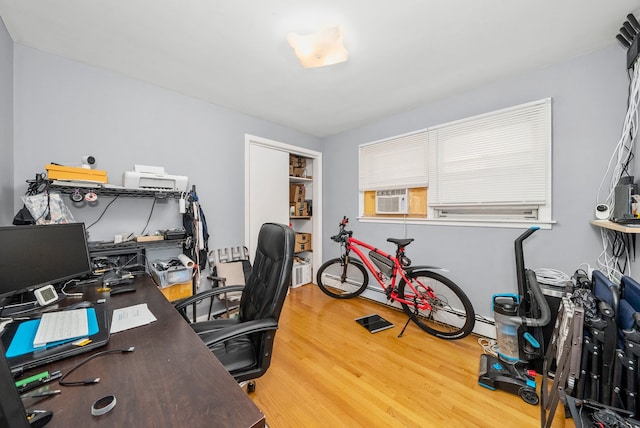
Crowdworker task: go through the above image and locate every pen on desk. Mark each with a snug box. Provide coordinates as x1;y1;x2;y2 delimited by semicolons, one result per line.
22;390;61;398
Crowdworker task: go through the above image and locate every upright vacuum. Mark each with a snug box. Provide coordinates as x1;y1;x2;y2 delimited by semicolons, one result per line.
478;226;551;405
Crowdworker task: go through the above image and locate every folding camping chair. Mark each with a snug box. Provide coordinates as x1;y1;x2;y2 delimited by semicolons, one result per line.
206;246;252;318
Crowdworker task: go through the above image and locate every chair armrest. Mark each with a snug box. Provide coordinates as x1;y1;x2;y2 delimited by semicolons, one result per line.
198;318;279;347
173;285;245;311
207;275;227;285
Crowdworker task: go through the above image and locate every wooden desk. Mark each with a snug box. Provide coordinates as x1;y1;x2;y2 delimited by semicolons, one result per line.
28;277;265;427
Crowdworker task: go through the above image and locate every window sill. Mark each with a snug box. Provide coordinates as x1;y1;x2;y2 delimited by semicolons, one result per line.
358;216;555;230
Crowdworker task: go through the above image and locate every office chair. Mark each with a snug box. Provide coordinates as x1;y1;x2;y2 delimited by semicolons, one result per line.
174;222;294;392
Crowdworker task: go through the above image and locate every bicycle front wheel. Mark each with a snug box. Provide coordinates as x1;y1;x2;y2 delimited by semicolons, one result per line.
316;258;369;299
398;270;475;340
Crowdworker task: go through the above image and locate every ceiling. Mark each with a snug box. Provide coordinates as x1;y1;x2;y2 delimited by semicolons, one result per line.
1;1;640;138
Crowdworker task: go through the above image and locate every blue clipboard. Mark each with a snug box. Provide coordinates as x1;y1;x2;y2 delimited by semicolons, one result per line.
6;308;99;358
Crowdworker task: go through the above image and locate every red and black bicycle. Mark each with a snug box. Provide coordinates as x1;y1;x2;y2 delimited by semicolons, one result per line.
316;217;475;339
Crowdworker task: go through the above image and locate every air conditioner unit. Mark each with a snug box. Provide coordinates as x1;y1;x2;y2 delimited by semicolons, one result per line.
375;189;408;214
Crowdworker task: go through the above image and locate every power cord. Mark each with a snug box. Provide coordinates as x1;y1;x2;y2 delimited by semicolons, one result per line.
60;279;84;297
596;58;640;280
59;347;135;386
140;198;157;236
86;195;120;230
534;268;571;286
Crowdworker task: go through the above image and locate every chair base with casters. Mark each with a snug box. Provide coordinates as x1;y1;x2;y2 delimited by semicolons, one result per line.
174;223;295;393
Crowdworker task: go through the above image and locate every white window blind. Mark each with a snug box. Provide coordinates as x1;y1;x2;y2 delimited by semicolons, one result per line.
359;130;429;191
428;98;551;209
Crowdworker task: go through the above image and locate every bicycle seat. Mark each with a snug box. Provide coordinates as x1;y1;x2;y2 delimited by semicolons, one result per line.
387;238;414;247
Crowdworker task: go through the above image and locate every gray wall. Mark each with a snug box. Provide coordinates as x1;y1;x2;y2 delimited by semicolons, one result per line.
5;36;635;321
11;45;321;251
321;44;630;318
0;18;13;225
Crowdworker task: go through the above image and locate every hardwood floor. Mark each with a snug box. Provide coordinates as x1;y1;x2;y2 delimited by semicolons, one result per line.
249;284;572;427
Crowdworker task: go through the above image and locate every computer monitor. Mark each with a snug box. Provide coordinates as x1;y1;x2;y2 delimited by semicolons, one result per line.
0;342;30;428
0;223;92;301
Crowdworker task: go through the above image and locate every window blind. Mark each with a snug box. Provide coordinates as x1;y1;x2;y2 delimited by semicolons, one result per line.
428;98;551;208
359;130;429;191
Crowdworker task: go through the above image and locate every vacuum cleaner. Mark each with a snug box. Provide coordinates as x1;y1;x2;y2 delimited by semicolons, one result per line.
478;226;551;405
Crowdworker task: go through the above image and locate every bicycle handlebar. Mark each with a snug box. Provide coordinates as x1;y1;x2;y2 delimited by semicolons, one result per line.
331;216;352;242
330;229;352;243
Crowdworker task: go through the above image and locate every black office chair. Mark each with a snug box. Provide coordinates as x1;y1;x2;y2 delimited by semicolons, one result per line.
174;222;294;392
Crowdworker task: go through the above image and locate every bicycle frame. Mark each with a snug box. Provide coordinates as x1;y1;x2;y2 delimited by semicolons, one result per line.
341;236;433;310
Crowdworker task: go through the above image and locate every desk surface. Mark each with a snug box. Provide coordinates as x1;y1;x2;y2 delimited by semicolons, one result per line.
23;277;265;428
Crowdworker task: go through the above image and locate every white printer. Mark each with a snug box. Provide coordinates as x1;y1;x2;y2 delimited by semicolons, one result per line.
123;165;189;192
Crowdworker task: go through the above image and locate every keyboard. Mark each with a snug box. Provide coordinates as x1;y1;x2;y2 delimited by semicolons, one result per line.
33;309;89;348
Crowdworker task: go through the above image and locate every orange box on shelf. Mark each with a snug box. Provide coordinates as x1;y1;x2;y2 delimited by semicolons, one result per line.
46;164;108;183
159;280;193;302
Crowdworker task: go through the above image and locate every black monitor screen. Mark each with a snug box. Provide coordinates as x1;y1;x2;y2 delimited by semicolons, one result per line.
0;342;29;428
0;223;92;298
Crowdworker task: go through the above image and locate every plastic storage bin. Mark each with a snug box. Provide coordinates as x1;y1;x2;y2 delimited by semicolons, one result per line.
150;259;193;288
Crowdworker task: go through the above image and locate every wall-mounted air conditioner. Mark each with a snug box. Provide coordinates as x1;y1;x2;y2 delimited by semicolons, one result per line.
375;189;408;214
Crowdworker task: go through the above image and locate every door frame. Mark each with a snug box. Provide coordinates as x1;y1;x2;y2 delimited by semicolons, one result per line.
244;134;322;277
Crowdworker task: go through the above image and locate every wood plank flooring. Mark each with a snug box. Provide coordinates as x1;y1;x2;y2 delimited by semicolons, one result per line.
249;284;572;427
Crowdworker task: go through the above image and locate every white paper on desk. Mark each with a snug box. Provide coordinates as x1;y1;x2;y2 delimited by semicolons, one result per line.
110;303;157;333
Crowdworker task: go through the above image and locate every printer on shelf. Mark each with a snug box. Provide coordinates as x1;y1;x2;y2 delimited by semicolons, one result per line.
123;165;188;192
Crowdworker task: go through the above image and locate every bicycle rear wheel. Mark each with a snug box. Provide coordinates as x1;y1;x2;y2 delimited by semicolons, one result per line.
398;270;475;340
316;258;369;299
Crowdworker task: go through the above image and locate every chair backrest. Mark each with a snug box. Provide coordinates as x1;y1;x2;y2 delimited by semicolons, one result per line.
619;276;640;331
592;270;620;316
238;223;295;323
209;246;252;284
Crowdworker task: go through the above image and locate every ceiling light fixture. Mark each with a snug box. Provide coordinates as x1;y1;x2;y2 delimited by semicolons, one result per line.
287;25;348;68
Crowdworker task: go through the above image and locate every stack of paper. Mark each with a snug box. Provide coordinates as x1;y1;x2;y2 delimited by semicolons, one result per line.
110;304;157;334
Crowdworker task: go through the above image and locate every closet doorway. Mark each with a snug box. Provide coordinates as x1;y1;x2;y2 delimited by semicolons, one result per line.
244;134;323;280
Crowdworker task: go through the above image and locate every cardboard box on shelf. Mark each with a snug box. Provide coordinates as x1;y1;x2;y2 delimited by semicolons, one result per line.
289;184;306;202
289;155;307;167
291;167;306;177
136;235;164;243
294;233;312;252
46;164;108;183
291;201;309;217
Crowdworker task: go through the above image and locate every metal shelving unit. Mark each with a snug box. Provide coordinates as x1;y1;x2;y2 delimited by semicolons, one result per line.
49;181;183;199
